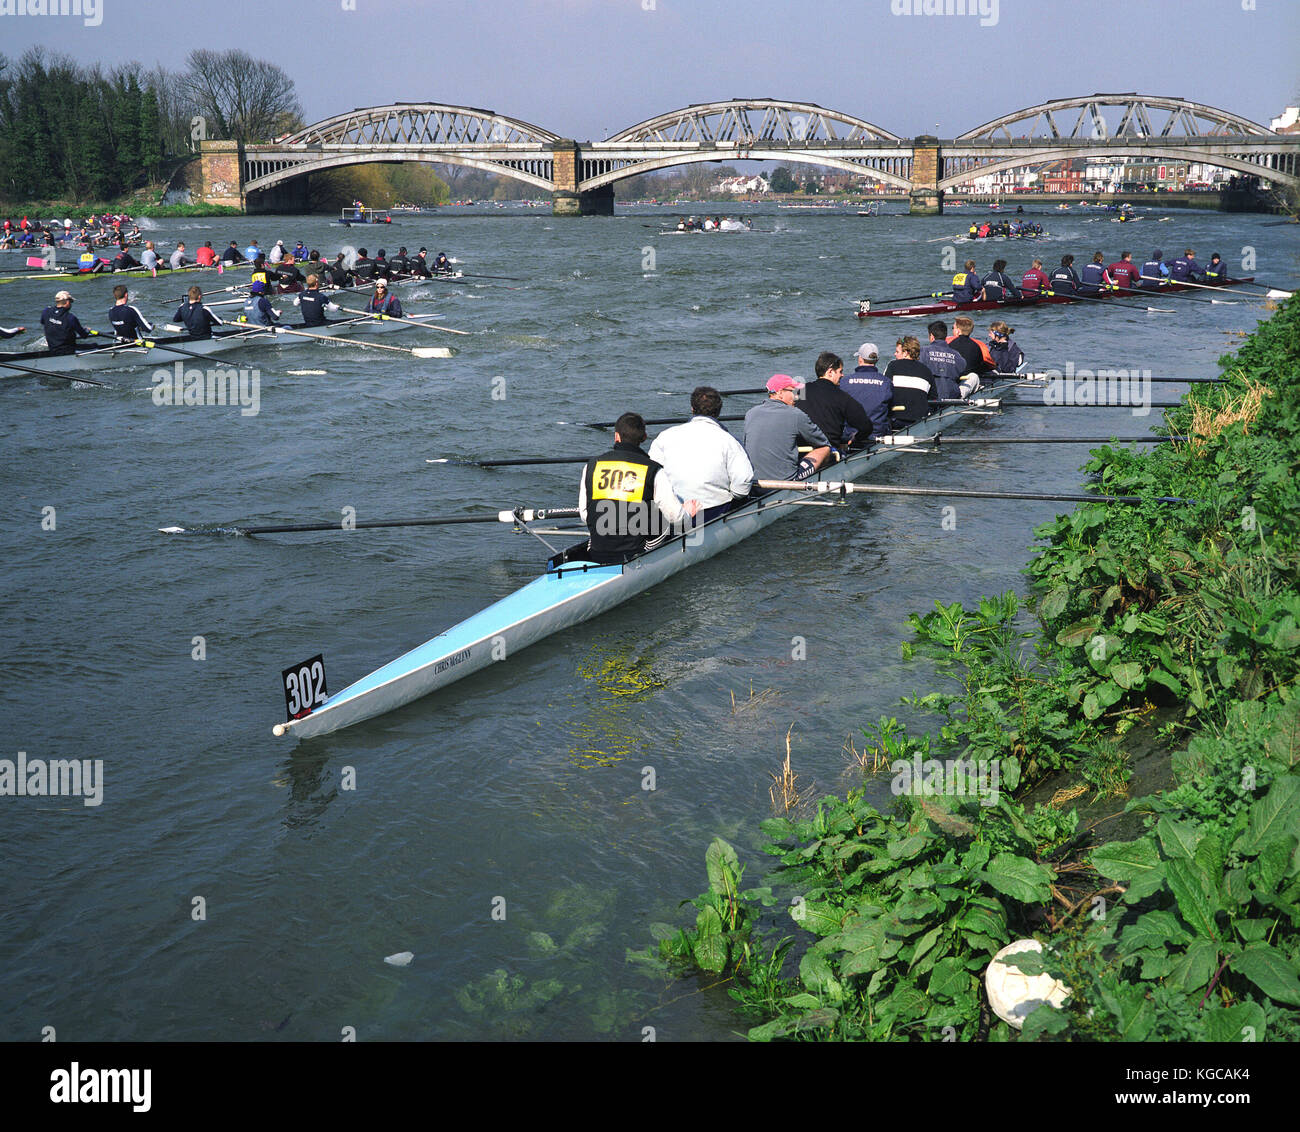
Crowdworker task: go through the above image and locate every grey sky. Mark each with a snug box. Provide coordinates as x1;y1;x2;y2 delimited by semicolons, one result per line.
5;0;1297;139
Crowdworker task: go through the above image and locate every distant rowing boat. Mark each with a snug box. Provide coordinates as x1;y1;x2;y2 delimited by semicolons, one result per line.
0;261;253;286
1;313;445;376
857;276;1254;319
272;374;1032;740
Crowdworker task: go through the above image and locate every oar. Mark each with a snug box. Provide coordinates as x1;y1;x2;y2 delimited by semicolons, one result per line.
0;355;114;386
655;386;768;397
990;371;1224;384
866;290;954;306
1160;278;1291;300
160;506;581;536
332;305;469;335
756;478;1192;505
429;455;587;467
1034;287;1176;314
0;325;26;339
1133;277;1235;305
459;272;524;282
937;398;1185;409
271;324;452;358
580;413;746;429
877;434;1187;447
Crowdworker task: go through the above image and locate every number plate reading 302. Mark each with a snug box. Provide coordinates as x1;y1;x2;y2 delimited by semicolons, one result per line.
282;654;328;720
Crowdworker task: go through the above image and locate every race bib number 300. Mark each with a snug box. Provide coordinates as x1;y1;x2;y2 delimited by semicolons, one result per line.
591;461;647;502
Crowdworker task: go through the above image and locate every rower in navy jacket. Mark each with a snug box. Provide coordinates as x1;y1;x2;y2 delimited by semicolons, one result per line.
272;256;305;293
797;352;874;450
241;280;279;326
841;342;893;438
1078;251;1109;296
987;321;1024;373
1049;254;1080;296
1169;249;1201;282
326;253;353;288
352;249;376;281
951;259;983;303
408;249;432;278
1203;253;1227;282
1139;249;1170;289
365;278;403;318
918;321;966;401
433;252;452;274
220;240;246;265
883;336;936;427
174;285;224;338
298;276;339;327
388;247;411;277
40;290;93;355
111;245;140;272
981;259;1020;302
372;249;392;280
108;284;154;341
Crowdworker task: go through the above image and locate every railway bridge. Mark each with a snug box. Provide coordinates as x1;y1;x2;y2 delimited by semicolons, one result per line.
192;94;1300;215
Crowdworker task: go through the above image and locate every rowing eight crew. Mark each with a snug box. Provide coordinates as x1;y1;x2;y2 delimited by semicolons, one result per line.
36;277;404;352
952;249;1228;302
578;322;1024;562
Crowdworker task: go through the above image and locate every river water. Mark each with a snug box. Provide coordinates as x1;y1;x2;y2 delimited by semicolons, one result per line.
2;202;1296;1041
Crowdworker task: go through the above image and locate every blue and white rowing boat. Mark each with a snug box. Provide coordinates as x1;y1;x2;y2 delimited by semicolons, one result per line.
273;375;1036;740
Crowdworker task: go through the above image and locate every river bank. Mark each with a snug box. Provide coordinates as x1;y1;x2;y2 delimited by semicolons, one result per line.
654;292;1300;1041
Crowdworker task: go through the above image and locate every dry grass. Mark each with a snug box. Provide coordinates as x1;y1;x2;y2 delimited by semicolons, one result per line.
1049;783;1089;809
1185;373;1273;449
730;681;777;714
769;726;803;813
843;731;894;776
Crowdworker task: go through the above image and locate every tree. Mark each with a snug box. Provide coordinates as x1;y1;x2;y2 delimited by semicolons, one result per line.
769;166;796;193
176;49;302;144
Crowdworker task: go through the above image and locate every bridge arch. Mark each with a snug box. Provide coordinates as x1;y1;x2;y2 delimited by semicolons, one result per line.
281;102;560;146
606;99;900;144
243;151;556;196
939;147;1299;192
957;94;1274;142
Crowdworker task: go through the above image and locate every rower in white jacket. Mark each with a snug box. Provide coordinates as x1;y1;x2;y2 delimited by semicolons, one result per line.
648;386;754;523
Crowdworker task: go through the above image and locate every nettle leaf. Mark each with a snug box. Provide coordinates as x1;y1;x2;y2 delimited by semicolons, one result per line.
1056;619;1100;648
1147;666;1183;694
705;838;741;895
1168;937;1219;992
1092;838;1166;901
1109;660;1144;691
1118;909;1191;954
1262;701;1300;767
1156;816;1202;861
1235;777;1300;856
1202;1001;1267;1044
1230;944;1300;1006
1165;859;1221;940
691;908;728;973
978;853;1053;904
888;833;930;861
796;900;845;936
908;926;944;972
1021;1001;1070;1040
799;951;837;997
1194;833;1226;888
1224;868;1253;907
927;957;970;1002
1247;836;1297;894
1039;587;1069;621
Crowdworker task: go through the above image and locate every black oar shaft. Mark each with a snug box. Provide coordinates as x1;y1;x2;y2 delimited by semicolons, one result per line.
0;356;113;386
991;371;1223;384
939;399;1185;409
759;480;1191;505
583;414;746;429
169;507;581;536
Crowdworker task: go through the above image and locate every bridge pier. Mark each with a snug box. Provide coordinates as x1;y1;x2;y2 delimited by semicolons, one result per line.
909;136;943;215
551;140;614;215
196;140;245;210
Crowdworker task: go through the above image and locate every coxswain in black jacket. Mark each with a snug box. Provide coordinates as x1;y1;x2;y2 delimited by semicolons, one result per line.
1203;254;1227;282
40;292;93;355
108;285;154;341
